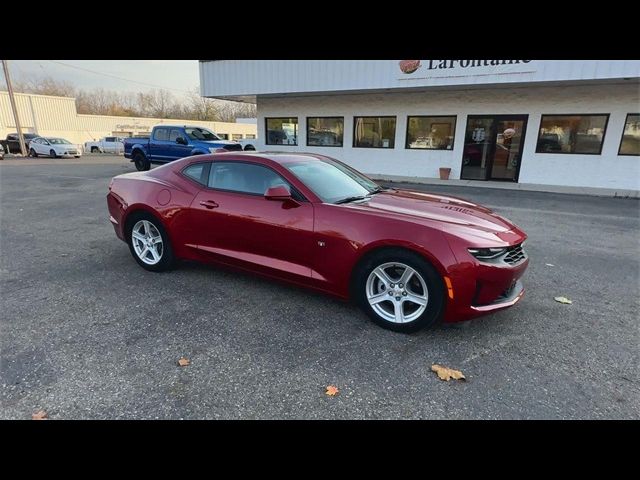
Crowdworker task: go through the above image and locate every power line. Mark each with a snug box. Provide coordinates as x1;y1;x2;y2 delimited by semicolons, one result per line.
46;60;193;94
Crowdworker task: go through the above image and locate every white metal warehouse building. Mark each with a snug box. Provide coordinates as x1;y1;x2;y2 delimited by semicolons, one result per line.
200;60;640;194
0;91;257;148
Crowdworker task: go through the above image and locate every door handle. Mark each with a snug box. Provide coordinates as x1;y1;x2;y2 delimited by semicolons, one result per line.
199;200;219;209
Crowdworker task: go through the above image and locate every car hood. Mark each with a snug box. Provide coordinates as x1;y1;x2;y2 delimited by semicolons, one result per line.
344;189;522;240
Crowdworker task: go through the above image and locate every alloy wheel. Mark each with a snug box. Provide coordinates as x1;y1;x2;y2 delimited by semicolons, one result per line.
131;220;163;265
365;262;429;323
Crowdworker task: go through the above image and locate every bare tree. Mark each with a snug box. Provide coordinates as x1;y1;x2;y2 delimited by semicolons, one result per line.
216;101;257;122
9;74;257;122
14;75;76;97
187;87;219;121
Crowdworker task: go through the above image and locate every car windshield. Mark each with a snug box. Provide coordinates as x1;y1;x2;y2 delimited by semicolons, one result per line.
185;127;220;141
284;157;381;204
47;138;71;144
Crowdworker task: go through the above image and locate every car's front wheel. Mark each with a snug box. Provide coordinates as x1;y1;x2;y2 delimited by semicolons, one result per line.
50;149;57;158
126;213;174;272
354;249;445;333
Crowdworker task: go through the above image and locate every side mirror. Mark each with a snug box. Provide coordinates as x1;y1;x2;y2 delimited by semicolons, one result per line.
176;136;187;145
264;185;292;200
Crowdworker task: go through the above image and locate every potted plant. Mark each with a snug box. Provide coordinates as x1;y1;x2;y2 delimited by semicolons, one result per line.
439;167;451;180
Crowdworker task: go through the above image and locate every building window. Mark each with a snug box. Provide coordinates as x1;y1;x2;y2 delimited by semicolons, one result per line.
266;117;298;145
353;116;396;148
307;117;344;147
536;114;609;154
245;134;256;139
406;116;456;150
232;134;243;141
619;114;640;156
218;133;229;140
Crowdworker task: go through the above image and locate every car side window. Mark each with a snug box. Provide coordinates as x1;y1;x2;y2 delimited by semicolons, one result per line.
154;128;169;141
105;137;115;142
169;129;183;142
208;162;292;196
182;163;210;186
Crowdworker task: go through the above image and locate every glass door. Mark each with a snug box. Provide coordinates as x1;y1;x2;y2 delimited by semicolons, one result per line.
461;115;528;182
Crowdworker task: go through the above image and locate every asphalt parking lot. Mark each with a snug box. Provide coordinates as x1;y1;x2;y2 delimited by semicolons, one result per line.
1;155;638;419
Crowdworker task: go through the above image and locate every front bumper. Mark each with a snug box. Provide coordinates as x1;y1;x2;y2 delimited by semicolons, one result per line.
469;279;524;313
443;254;529;323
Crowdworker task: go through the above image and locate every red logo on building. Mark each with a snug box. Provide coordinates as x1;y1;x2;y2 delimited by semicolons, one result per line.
399;60;421;74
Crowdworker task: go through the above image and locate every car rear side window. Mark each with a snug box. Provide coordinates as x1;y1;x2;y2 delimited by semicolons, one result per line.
182;163;210;186
208;162;292;196
154;128;170;141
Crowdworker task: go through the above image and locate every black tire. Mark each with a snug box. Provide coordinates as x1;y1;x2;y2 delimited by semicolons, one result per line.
29;148;37;157
133;151;150;171
353;248;445;333
125;212;174;272
243;144;256;151
50;149;57;158
91;147;100;153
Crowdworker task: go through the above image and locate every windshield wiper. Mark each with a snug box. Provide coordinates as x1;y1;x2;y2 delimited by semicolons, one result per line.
369;186;388;194
334;195;369;205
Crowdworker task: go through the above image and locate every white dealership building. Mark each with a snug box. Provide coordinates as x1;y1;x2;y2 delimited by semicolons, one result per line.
200;60;640;195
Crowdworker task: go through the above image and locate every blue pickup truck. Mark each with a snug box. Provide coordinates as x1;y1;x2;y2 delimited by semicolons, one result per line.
124;125;243;171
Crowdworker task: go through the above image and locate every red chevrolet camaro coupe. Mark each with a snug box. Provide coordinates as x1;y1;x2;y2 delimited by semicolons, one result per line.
107;152;529;332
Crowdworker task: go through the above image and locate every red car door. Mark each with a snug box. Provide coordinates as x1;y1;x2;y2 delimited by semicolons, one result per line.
190;160;315;282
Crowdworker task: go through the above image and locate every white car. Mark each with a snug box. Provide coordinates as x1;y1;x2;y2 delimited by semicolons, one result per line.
84;136;125;154
29;137;82;158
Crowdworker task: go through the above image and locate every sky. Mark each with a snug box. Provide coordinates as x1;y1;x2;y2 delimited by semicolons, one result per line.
1;60;200;97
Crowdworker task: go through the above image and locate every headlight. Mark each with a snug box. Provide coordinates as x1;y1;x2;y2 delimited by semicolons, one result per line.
208;147;218;154
468;247;507;260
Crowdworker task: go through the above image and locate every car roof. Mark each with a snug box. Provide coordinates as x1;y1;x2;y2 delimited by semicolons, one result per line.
217;152;336;165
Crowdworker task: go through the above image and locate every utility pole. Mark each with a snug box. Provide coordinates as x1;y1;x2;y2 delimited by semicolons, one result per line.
2;60;27;156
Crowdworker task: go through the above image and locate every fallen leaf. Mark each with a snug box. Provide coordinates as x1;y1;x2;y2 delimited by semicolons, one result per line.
554;296;572;304
325;385;339;396
545;263;555;267
431;364;466;381
177;357;191;367
32;410;48;420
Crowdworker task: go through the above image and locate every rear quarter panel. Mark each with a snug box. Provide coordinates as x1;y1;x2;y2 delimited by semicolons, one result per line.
108;169;202;260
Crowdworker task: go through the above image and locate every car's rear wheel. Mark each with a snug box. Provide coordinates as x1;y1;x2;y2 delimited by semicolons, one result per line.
29;148;37;157
126;213;174;272
353;249;445;333
133;151;150;171
244;144;256;151
49;149;57;158
91;147;99;153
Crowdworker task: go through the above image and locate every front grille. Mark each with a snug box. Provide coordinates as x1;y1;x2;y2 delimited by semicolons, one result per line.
67;150;77;154
503;243;526;265
222;144;243;151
